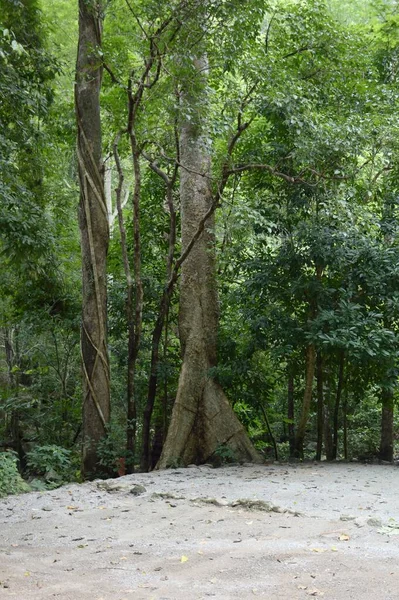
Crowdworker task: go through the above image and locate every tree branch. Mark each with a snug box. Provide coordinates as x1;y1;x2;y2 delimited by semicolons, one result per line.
228;163;312;186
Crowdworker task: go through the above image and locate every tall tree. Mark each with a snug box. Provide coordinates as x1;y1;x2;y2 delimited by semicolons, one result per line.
158;53;261;467
75;0;110;477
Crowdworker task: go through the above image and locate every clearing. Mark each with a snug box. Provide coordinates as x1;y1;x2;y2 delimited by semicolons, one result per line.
1;462;398;600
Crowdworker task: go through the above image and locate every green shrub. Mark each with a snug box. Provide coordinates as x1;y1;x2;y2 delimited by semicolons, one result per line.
276;441;290;461
97;422;127;476
26;445;72;481
0;451;30;497
166;457;184;469
211;443;237;466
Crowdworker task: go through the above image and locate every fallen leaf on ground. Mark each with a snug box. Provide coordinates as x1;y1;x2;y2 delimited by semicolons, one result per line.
180;555;188;563
378;526;399;536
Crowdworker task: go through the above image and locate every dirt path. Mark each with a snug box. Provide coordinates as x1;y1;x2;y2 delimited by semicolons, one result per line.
1;463;399;600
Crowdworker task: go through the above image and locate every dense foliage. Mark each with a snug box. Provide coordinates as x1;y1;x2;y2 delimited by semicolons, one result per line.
1;0;399;490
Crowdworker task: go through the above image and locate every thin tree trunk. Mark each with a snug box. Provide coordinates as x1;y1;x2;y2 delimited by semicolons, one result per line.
287;371;295;458
5;328;26;470
120;34;166;471
4;328;14;387
343;389;348;460
158;55;261;468
257;402;278;460
150;420;164;470
104;157;112;227
378;213;396;462
113;135;136;472
141;177;176;472
294;344;316;459
293;262;321;460
141;298;170;471
125;132;143;474
332;351;345;460
75;0;110;477
379;387;394;462
324;381;334;461
113;26;166;473
162;305;170;440
316;352;324;461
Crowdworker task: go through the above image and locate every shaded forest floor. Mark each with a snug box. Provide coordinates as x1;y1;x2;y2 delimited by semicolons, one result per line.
1;463;399;600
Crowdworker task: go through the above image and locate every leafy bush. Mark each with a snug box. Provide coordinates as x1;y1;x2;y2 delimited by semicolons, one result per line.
211;444;237;466
166;457;184;469
276;441;290;461
97;423;127;476
0;451;30;497
26;445;72;481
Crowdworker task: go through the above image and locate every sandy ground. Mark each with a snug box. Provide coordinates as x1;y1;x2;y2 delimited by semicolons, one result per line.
1;462;399;600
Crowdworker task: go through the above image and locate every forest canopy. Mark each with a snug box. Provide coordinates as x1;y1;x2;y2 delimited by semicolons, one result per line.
1;0;399;488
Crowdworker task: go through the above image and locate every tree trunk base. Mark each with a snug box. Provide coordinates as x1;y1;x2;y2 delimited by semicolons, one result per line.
157;374;262;468
379;401;394;463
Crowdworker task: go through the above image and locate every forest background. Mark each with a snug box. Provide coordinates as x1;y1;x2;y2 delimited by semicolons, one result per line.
1;0;399;493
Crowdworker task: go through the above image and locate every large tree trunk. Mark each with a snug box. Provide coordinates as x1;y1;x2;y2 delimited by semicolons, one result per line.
379;387;394;462
75;0;110;477
157;56;261;468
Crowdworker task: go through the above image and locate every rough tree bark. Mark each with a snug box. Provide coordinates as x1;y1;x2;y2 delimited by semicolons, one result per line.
157;56;261;468
75;0;110;477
